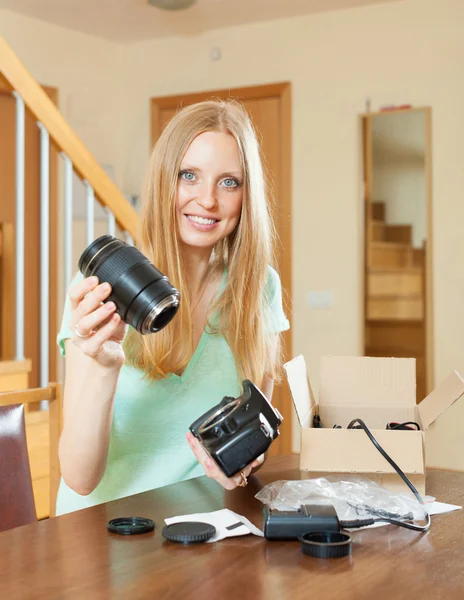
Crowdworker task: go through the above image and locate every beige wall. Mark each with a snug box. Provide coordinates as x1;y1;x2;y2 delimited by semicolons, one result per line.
2;0;464;464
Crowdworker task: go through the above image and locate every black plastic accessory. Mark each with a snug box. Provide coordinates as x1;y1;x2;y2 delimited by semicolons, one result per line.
162;521;216;544
263;504;340;540
263;504;380;541
299;531;352;558
107;517;155;535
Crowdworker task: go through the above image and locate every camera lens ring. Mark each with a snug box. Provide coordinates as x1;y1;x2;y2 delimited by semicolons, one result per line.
107;516;155;536
141;294;180;333
82;238;120;276
197;399;241;436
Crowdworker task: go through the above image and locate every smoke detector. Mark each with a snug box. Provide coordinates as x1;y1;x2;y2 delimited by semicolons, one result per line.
148;0;197;10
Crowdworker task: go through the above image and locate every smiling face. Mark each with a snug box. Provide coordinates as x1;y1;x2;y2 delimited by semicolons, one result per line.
176;131;244;251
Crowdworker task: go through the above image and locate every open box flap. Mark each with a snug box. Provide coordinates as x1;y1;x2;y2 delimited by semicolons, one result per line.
283;355;316;428
418;370;464;430
319;356;416;408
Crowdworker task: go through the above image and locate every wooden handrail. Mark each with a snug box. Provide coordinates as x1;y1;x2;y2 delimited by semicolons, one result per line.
0;36;138;239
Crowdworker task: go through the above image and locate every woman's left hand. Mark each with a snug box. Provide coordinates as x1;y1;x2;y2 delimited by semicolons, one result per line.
186;431;264;490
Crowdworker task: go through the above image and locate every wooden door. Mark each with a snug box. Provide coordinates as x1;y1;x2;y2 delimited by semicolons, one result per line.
0;83;58;389
151;83;292;456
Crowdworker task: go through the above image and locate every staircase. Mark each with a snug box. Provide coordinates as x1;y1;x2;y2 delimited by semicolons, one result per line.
0;35;139;517
365;202;426;401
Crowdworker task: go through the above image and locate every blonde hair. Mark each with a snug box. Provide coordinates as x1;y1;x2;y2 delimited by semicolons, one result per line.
125;99;282;385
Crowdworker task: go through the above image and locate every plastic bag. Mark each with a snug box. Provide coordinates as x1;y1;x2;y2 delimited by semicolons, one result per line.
255;476;432;522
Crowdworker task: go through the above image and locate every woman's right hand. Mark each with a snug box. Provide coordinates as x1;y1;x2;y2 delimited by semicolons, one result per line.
69;276;127;369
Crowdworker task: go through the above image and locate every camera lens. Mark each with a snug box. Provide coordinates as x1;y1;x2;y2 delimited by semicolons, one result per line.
78;235;180;334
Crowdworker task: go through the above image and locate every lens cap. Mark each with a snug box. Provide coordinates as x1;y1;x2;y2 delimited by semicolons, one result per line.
107;517;155;535
299;531;352;559
162;521;216;545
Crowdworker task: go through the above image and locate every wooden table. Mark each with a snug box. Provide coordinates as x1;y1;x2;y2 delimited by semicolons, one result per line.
1;456;464;599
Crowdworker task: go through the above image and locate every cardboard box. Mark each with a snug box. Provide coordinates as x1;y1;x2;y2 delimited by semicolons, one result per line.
284;355;464;495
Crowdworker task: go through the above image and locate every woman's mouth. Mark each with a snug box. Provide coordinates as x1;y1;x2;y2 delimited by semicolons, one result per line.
185;214;220;231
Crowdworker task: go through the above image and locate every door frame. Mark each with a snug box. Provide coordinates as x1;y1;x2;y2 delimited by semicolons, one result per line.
151;82;293;455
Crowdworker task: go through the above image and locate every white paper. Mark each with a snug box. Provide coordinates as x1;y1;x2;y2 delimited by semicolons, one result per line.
164;508;264;543
427;501;462;515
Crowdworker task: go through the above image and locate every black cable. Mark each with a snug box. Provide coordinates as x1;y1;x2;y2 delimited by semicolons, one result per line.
313;414;322;428
340;518;376;528
347;501;414;521
386;421;421;431
347;418;431;532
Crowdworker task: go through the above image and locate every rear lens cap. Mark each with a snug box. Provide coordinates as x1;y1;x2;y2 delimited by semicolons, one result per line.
299;531;352;558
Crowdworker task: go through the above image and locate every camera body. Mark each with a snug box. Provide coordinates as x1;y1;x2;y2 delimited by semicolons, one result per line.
189;380;283;478
263;504;340;540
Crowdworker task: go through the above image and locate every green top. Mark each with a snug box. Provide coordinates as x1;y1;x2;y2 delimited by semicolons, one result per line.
55;266;289;515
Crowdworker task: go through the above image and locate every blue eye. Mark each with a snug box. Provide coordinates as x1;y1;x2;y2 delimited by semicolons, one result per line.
222;178;239;189
180;170;196;182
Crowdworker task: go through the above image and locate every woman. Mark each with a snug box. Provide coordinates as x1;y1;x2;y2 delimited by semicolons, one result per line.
56;99;289;515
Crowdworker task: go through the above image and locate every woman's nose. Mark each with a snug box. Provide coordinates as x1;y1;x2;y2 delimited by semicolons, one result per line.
196;183;217;210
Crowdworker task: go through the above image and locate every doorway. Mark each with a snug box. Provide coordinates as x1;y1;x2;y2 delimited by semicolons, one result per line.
151;83;292;456
0;83;59;389
361;107;433;402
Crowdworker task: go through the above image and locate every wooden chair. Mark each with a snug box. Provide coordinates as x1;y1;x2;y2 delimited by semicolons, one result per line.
0;383;62;531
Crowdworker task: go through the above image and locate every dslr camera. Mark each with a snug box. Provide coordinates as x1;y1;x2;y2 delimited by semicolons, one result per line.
189;381;283;478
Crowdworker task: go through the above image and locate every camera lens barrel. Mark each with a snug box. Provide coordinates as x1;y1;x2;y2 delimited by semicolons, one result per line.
78;235;180;334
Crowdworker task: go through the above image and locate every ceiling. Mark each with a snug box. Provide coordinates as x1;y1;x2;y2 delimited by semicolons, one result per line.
0;0;398;43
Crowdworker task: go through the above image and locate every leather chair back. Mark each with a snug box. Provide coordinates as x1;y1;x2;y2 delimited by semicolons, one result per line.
0;404;36;532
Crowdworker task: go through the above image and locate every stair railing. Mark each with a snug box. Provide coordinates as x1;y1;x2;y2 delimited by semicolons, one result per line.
0;35;138;389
